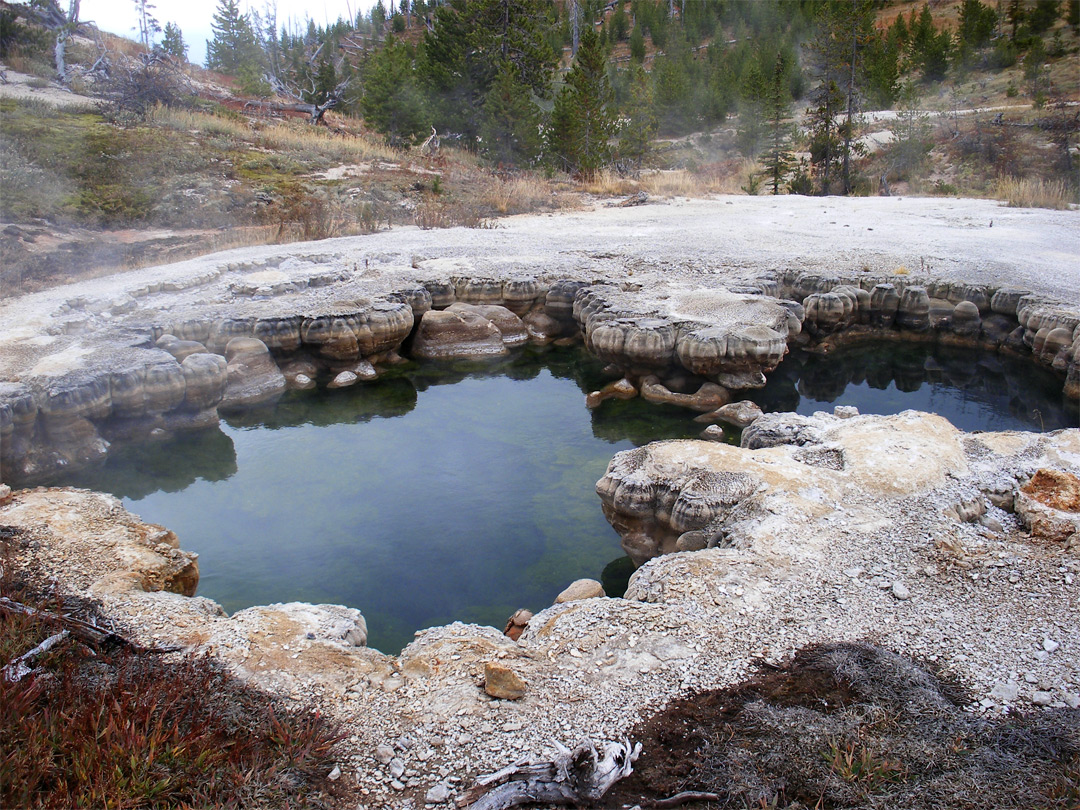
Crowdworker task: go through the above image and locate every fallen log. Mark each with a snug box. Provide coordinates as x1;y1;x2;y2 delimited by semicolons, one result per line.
457;738;641;810
0;596;181;654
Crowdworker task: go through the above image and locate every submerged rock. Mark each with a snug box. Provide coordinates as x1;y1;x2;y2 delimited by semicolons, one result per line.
412;307;508;359
698;400;764;429
221;337;286;410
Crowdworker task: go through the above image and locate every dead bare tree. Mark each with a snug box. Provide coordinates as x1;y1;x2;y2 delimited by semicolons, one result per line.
7;0;80;81
420;126;440;155
103;49;194;118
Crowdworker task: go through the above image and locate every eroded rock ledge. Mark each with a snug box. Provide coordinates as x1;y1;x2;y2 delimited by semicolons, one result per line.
2;411;1078;807
1;243;1076;484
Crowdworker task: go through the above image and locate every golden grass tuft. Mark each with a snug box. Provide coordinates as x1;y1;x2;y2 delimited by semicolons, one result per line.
479;175;553;214
581;162;755;199
994;176;1075;210
580;170;640;196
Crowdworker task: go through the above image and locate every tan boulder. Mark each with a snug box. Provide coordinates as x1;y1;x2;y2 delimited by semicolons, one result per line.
554;579;605;603
484;662;527;700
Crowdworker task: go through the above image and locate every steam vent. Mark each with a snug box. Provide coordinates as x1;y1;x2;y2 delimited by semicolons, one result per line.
2;197;1079;807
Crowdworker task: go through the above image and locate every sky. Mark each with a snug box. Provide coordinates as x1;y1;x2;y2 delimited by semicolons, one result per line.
80;0;377;66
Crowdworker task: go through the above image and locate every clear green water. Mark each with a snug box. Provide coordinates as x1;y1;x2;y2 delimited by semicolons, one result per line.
67;348;698;653
65;343;1076;653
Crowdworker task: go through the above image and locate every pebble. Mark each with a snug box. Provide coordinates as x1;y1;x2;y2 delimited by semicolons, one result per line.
375;745;395;764
891;581;911;601
1043;638;1060;653
1032;691;1054;706
990;681;1020;702
425;783;452;804
389;758;406;779
328;766;341;781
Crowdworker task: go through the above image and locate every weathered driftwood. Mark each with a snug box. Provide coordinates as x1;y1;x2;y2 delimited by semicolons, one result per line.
457;738;641;810
0;596;180;654
2;630;69;682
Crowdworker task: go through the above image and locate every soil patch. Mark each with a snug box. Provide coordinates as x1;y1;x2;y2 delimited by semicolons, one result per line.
607;642;1080;809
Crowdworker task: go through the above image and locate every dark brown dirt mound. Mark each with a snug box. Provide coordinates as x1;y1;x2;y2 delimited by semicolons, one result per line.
607;642;1080;809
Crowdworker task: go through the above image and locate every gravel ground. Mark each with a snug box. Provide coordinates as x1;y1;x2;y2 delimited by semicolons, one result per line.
2;196;1078;809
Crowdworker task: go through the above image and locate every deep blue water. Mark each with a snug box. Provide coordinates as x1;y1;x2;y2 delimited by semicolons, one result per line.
64;344;1076;653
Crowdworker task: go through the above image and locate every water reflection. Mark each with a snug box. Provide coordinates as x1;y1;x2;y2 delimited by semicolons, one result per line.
66;428;238;500
757;344;1076;432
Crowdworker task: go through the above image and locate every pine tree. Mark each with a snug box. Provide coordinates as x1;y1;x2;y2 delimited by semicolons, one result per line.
547;27;614;177
736;61;767;158
805;0;875;194
958;0;997;49
419;0;555;143
886;80;933;183
480;60;542;165
617;64;656;168
311;58;338;105
629;25;645;62
207;0;262;78
362;38;428;144
161;21;186;60
762;51;793;195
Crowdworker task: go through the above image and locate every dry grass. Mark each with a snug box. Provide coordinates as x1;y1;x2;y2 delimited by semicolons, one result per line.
257;118;399;163
581;169;641;196
148;106;400;163
146;105;252;138
995;176;1075;209
478;175;554;214
581;162;752;199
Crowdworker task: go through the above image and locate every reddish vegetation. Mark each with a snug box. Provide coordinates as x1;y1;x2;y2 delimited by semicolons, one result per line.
0;534;345;809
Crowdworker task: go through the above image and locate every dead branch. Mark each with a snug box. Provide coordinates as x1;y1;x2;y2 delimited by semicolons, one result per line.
457;738;641;810
0;596;180;654
641;791;723;808
2;630;69;682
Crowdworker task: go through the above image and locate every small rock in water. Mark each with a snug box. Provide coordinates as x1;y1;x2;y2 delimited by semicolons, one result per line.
711;400;764;428
328;371;358;389
353;359;378;380
484;662;527;700
700;425;726;442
